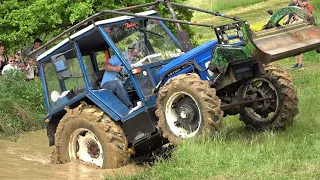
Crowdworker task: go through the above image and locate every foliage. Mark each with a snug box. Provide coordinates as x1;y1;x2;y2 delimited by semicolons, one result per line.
0;0;193;52
0;71;46;139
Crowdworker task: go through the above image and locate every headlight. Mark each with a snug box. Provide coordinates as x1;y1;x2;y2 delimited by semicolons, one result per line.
222;33;229;41
237;30;244;38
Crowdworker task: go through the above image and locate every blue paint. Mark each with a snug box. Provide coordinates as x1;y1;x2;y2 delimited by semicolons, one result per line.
91;89;129;116
156;40;218;79
39;65;50;112
74;43;91;90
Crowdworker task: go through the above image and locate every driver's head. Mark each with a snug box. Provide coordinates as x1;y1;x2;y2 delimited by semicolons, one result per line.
126;41;143;62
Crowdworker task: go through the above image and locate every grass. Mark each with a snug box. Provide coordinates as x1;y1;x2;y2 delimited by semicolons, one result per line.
110;0;320;179
210;0;266;11
0;71;45;140
187;0;320;44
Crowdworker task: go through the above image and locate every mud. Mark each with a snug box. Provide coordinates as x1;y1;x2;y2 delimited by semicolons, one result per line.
0;130;143;180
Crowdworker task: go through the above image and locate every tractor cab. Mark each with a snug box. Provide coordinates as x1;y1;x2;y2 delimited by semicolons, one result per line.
38;11;184;123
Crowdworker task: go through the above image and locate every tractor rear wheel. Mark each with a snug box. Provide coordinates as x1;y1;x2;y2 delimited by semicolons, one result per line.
156;73;223;145
50;102;129;169
239;65;298;130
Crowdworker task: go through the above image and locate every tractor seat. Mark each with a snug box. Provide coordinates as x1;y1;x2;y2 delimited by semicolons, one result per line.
91;70;105;89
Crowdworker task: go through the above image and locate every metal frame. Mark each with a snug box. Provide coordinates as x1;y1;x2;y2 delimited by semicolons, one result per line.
29;0;240;59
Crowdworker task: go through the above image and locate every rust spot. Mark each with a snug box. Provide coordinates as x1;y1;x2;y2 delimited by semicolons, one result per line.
291;32;304;41
305;29;320;40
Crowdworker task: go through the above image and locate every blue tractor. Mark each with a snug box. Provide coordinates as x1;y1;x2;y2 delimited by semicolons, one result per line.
30;2;319;168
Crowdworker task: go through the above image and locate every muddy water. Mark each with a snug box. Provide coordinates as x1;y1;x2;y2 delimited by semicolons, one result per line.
0;130;142;180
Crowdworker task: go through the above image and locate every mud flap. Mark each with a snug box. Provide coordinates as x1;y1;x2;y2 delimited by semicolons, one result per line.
250;22;320;64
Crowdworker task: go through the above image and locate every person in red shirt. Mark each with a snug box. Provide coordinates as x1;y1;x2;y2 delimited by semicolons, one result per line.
301;0;313;14
292;0;314;68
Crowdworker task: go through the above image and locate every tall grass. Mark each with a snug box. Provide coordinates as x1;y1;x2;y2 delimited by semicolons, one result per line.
0;71;46;139
211;0;265;11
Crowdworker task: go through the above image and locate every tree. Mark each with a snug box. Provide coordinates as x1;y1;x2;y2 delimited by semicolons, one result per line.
0;0;194;52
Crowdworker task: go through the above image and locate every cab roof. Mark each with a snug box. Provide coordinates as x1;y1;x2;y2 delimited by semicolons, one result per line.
37;10;157;61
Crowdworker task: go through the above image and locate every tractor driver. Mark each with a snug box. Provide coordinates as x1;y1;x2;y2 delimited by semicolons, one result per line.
100;42;143;113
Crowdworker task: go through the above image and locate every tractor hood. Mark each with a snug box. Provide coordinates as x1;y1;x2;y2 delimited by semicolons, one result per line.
156;40;218;80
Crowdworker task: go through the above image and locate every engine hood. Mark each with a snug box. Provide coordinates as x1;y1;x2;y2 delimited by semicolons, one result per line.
156;40;218;79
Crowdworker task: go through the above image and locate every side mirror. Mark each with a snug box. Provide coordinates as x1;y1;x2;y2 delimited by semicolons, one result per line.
51;53;72;80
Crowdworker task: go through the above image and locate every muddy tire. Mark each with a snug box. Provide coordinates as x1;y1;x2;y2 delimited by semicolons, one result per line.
156;73;223;145
240;65;298;130
50;102;129;169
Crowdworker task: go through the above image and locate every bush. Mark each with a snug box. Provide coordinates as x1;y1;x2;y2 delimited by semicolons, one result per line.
0;70;46;139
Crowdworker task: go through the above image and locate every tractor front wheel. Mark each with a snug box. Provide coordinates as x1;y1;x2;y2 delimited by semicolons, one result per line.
156;73;223;145
50;102;129;169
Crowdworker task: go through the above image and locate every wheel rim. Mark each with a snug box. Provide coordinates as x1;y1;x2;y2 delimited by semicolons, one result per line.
165;91;202;138
69;128;104;167
242;77;280;123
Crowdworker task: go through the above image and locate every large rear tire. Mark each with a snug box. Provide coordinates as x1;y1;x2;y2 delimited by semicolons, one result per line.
156;73;223;145
240;65;298;130
50;102;129;169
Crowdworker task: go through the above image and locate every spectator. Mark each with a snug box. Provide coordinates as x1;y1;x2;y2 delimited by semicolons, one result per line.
25;57;37;81
2;55;18;75
301;0;313;14
15;50;25;72
23;38;46;68
15;50;23;62
285;0;301;25
291;0;313;68
0;44;7;72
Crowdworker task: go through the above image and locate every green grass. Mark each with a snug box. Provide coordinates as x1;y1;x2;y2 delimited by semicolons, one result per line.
211;0;266;11
188;0;319;44
0;71;45;140
110;0;320;179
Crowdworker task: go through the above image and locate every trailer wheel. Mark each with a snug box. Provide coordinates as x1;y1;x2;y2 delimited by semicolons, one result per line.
50;102;129;169
240;65;298;130
156;73;223;145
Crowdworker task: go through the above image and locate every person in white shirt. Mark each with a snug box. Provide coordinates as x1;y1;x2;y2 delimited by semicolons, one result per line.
2;55;18;75
25;57;37;80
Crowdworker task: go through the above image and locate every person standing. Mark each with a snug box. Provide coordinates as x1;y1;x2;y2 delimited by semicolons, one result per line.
0;44;8;72
2;55;18;75
291;0;313;68
23;38;46;58
23;38;46;75
301;0;313;14
25;57;37;81
285;0;301;25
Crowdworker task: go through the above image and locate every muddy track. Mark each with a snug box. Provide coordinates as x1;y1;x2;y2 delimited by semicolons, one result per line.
0;130;143;180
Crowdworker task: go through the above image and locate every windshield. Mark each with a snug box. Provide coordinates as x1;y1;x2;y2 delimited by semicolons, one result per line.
104;19;184;67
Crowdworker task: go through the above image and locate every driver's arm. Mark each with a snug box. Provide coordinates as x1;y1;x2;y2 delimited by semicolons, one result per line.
104;60;122;72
